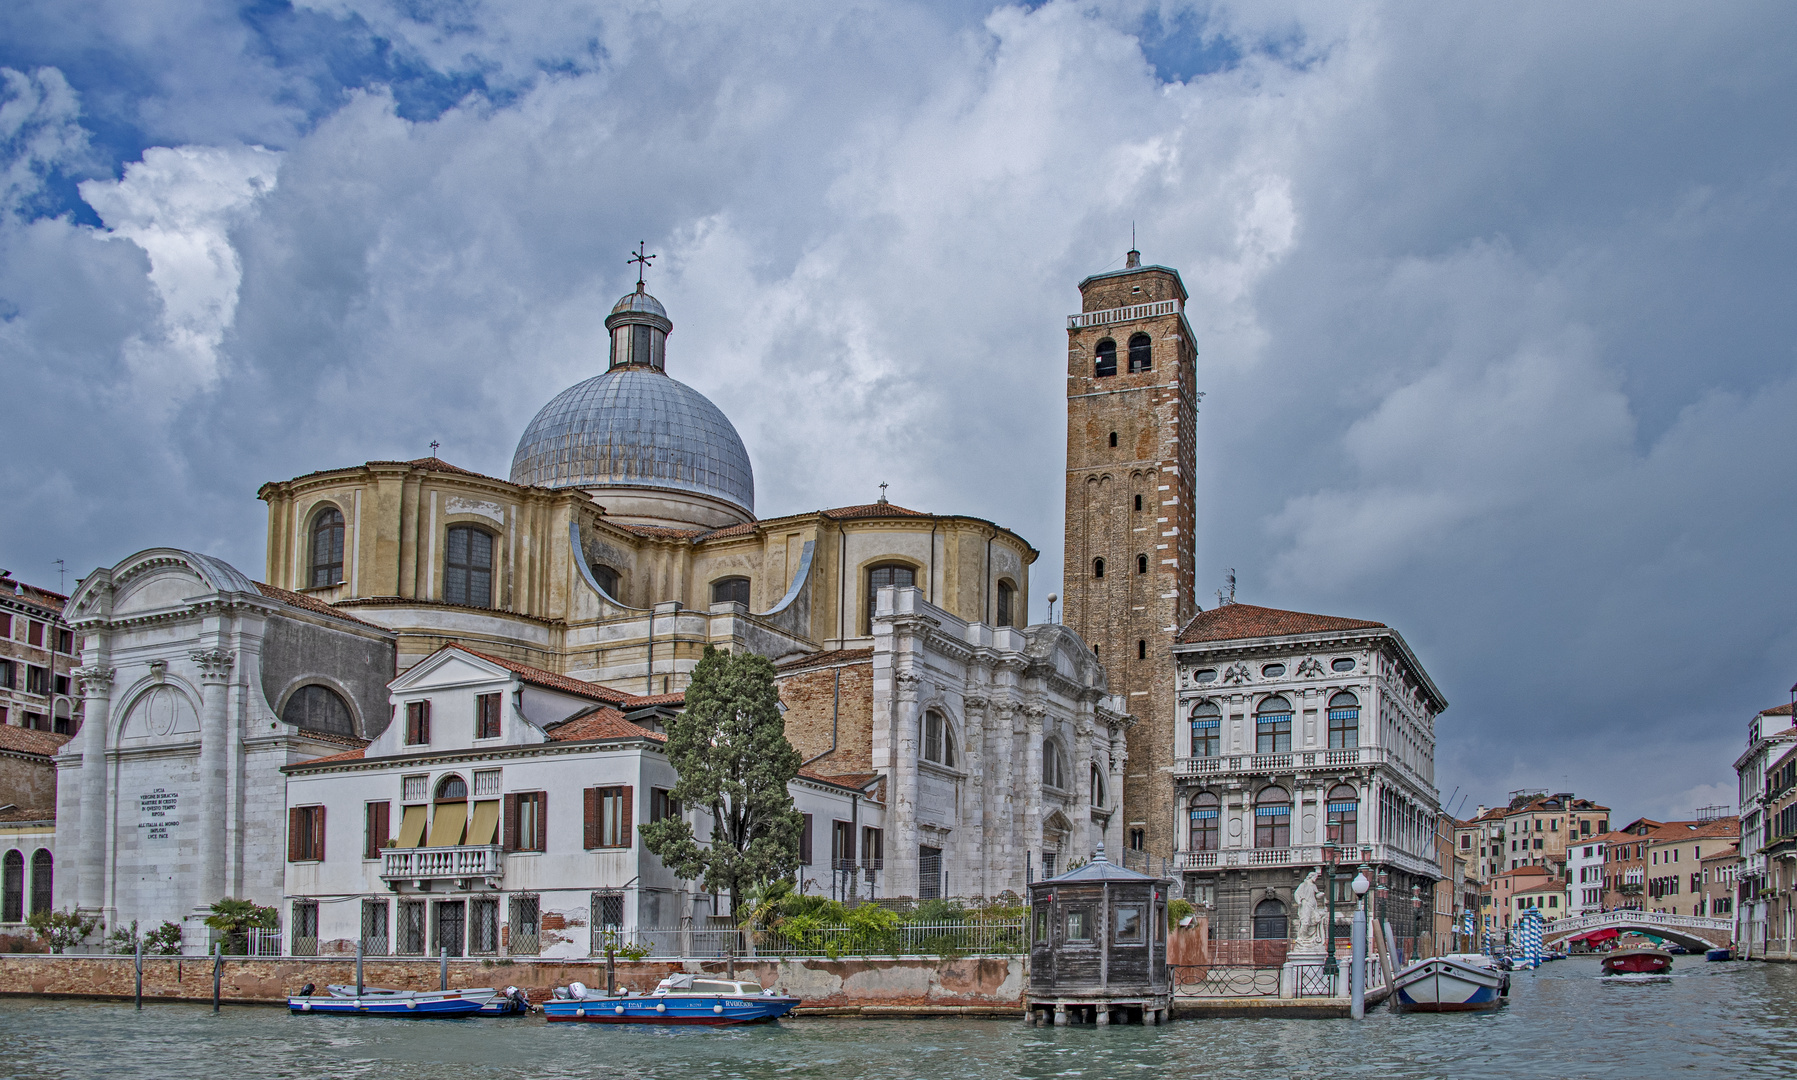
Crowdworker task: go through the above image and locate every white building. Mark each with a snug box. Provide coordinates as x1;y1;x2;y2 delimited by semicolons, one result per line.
283;644;877;957
55;548;396;944
1566;839;1605;915
1734;703;1797;956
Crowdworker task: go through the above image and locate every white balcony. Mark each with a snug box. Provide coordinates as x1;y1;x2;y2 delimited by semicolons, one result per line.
1174;745;1430;788
380;845;503;890
1176;842;1440;881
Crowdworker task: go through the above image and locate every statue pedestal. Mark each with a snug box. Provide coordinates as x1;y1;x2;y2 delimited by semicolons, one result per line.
1280;950;1335;998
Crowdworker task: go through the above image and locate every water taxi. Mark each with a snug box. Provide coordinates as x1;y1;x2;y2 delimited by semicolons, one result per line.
1602;948;1673;975
541;974;800;1025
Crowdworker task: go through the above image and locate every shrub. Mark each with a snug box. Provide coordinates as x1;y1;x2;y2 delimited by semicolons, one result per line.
144;921;184;956
1168;899;1195;926
26;908;101;954
204;898;278;954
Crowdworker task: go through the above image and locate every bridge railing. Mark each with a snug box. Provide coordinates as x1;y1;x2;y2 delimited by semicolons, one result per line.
1544;911;1733;936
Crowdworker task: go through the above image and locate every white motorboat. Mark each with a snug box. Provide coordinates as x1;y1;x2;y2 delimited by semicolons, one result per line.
1390;954;1509;1013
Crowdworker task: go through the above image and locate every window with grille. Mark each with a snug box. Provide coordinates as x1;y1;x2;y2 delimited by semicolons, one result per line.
1255;697;1293;754
361;899;390;954
309;507;345;587
292;901;319;956
1328;692;1360;749
28;850;50;916
398;900;427;955
473;768;501;797
591;891;625;949
996;581;1015;627
864;564;915;633
510;895;541;955
469;897;499;954
1;851;21;922
919;845;943;900
444;526;494;608
476;694;502;739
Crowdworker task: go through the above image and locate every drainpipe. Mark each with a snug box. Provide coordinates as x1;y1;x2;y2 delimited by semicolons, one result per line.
645;607;654;695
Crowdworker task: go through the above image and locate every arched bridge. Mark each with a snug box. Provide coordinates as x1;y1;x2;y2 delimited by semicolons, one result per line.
1541;911;1733;952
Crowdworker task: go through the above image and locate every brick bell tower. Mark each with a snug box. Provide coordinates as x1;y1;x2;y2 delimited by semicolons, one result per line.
1062;246;1199;862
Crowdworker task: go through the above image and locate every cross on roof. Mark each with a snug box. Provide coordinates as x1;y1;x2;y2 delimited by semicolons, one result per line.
878;481;889;504
629;240;656;287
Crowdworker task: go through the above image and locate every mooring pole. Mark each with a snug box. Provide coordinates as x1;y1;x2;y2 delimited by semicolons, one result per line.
606;946;616;996
355;938;364;996
1350;900;1367;1020
727;942;736;981
440;947;449;991
134;939;143;1010
212;943;222;1013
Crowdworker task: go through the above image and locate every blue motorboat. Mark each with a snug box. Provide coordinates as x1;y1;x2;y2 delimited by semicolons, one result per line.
288;984;519;1017
542;974;799;1025
1705;947;1733;962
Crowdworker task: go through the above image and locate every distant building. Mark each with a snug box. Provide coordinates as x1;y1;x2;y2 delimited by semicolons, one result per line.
1488;865;1560;931
1566;837;1606;916
1734;702;1797;956
1494;792;1609;878
1699;844;1740;920
1456;805;1508;885
0;726;67;931
1753;740;1797;958
0;571;82;736
1601;818;1664;911
1644;817;1740;918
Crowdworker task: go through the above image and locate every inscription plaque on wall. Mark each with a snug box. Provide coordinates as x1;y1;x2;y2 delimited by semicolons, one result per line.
138;788;180;840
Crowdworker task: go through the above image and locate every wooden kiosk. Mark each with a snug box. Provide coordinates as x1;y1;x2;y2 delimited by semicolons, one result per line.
1027;845;1172;1025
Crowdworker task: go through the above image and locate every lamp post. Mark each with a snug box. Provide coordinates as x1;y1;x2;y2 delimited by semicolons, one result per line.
1350;868;1371;1019
1412;883;1424;961
1322;840;1340;978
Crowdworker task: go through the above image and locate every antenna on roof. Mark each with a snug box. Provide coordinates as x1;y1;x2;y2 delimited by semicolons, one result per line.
53;559;66;593
1126;222;1140;269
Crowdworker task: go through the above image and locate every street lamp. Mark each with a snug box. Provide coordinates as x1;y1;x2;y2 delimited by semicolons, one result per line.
1412;883;1424;961
1350;868;1371;1020
1322;841;1340;977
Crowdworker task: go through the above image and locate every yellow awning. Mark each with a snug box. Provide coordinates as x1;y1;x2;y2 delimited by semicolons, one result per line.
396;804;428;848
427;802;467;847
467;800;501;846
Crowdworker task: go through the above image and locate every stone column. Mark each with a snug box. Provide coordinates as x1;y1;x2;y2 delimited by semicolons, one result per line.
1072;716;1096;859
891;670;922;898
74;663;116;912
192;648;235;905
963;694;989;896
1022;705;1045;880
993;702;1018;892
1108;729;1127;861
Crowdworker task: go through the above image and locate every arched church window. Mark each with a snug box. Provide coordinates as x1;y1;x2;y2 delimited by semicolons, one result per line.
282;684;356;739
1090;763;1106;808
1137;639;1147;660
309;507;345;588
1328;691;1360;749
1253;897;1288;939
1108;431;1118;447
444;526;494;608
1093;558;1105;579
29;850;50;915
1128;333;1152;373
864;563;916;634
1043;740;1070;790
711;577;751;607
923;711;956;767
996;581;1015;627
1134;494;1142;512
1;851;21;922
1137;554;1148;575
1094;339;1117;378
1189;792;1219;851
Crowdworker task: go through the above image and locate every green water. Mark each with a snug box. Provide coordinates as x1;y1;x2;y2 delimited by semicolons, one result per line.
1;957;1791;1078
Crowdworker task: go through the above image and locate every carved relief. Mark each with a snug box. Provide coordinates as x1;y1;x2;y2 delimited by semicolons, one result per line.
189;649;235;683
73;665;116;696
445;497;506;524
1221;662;1251;685
1294;657;1324;678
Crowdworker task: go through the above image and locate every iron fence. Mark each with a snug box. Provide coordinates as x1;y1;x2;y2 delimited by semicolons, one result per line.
1172;965;1279;998
618;919;1028;959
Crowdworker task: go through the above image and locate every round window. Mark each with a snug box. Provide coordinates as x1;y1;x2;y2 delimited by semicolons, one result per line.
1331;658;1356;672
1261;664;1285;678
1193;668;1218;683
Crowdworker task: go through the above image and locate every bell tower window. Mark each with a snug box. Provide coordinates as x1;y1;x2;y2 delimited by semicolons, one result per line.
1128;333;1152;373
1094;339;1117;378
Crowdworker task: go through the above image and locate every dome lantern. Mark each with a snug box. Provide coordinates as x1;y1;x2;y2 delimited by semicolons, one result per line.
605;283;672;371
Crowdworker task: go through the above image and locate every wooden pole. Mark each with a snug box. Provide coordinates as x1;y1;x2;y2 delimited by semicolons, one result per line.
212;943;222;1013
134;939;143;1010
440;947;448;991
605;947;616;996
355;939;364;996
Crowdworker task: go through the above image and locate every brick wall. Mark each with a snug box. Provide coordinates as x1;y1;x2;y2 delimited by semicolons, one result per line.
0;954;1025;1014
777;657;874;775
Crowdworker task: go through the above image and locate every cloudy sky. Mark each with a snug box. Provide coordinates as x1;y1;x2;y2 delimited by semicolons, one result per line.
3;1;1794;821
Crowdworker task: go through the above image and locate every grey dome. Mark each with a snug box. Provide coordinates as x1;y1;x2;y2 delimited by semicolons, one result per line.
509;368;755;515
611;290;667;319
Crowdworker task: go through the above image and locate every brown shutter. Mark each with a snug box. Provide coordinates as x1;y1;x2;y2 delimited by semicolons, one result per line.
313;806;326;862
289;807;305;862
366;802;390;860
503;793;519;852
536;792;547;851
420;699;431;743
619;786;633;847
583;787;598;850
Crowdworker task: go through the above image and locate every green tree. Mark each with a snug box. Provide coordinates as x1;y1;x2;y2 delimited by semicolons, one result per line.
639;646;803;917
26;908;101;953
204;898;278;954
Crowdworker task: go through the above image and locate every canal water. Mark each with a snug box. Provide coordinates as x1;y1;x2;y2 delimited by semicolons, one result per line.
2;957;1794;1079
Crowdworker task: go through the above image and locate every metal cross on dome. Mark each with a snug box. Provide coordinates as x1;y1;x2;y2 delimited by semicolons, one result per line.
628;241;656;287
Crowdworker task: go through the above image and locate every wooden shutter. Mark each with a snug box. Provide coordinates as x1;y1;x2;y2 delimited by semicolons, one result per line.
312;806;326;862
289;807;305;861
799;814;813;865
583;788;598;850
420;700;431;743
503;793;519;852
366;801;390;860
618;786;633;848
535;792;547;852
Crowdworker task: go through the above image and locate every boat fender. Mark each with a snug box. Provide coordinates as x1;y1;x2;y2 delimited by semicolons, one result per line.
656;1002;666;1013
714;1004;724;1014
576;1008;585;1018
616;1005;625;1015
298;983;315;997
301;1001;312;1011
406;1001;416;1009
569;981;588;1000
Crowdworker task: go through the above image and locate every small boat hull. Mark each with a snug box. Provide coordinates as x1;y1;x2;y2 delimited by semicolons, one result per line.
289;988;502;1016
1390;957;1509;1013
1602;948;1673;975
542;994;800;1025
1705;948;1732;962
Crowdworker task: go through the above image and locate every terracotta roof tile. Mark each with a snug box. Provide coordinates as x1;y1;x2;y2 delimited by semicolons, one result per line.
615;523;708;540
776;648;874;671
700;522;760;539
0;726;72;758
1177;603;1385;645
623;692;685;708
544;706;666;743
797;769;878;792
443;644;630;705
253;582;389;631
821;502;930;520
301;747;367;765
1760;703;1796;717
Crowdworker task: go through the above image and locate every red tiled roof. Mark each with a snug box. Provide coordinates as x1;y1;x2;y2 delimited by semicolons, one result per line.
798;769;878;792
254;582;389;631
544;706;666;743
776;648;874;671
701;522;760;539
1177;603;1385;645
615;523;708;540
821;502;930;520
442;644;630;705
0;726;72;758
1760;703;1796;717
301;747;367;765
1649;819;1740;841
623;692;685;708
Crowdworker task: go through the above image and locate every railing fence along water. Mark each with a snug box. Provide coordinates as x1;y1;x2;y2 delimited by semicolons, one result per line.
1172;955;1384;1000
623;919;1029;959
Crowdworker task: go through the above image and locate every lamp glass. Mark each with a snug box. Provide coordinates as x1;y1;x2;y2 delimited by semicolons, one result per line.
1352;872;1370;897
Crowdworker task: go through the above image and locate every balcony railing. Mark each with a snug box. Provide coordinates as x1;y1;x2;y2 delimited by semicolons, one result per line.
1174;745;1430;786
1176;842;1439;880
381;845;503;888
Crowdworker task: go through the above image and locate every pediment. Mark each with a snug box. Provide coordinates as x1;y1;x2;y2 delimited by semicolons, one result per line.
113;567;209;615
390;648;509;693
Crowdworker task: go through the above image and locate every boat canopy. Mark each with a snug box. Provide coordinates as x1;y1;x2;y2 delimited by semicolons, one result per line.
1568;928;1620;943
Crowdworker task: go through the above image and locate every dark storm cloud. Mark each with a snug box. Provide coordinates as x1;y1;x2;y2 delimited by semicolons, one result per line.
1;0;1793;819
